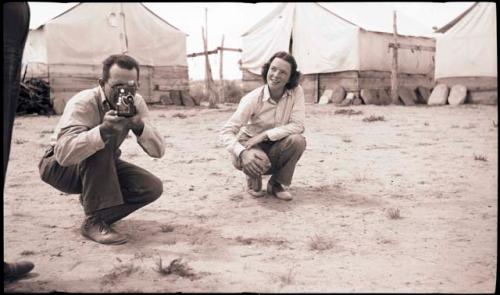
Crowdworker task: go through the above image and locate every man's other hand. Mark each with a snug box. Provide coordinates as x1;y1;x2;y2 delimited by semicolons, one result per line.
99;110;129;142
127;113;145;137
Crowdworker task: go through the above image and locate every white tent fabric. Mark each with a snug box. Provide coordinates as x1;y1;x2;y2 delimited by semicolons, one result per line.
241;2;434;76
241;3;295;74
24;3;187;67
435;2;497;79
23;29;46;64
292;3;360;74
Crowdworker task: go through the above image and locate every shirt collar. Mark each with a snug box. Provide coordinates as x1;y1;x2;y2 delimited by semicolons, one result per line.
263;85;290;103
98;85;111;110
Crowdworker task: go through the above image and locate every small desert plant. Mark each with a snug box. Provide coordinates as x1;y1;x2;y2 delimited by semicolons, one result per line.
278;268;295;286
386;208;401;219
354;173;367;182
334;109;363;116
236;236;253;245
362;115;385;122
223;80;244;103
101;264;139;286
160;224;175;233
474;154;488;162
308;234;334;251
154;258;196;279
463;123;477;129
14;138;28;145
172;113;187;119
424;122;429;126
342;137;351;143
20;250;35;256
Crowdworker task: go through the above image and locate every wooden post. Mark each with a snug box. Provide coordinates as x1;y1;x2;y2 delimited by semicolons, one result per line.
202;27;218;108
204;8;208;96
219;35;225;103
391;10;399;104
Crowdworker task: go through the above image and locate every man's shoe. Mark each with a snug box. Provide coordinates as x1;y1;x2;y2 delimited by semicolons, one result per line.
267;180;293;201
246;175;265;197
81;216;128;245
4;261;34;280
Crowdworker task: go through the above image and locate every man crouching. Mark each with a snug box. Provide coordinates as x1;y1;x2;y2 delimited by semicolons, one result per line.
39;54;165;245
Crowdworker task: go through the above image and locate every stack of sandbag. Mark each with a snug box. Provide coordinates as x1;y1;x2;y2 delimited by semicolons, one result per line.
360;88;391;105
428;83;468;106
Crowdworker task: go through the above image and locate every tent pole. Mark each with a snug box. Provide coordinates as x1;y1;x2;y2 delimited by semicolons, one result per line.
391;10;399;104
219;34;225;103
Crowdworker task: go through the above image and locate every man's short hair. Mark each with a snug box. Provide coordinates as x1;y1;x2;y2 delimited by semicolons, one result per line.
261;51;301;90
102;54;140;82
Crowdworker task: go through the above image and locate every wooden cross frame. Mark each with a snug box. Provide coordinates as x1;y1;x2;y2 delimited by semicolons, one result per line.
390;11;436;104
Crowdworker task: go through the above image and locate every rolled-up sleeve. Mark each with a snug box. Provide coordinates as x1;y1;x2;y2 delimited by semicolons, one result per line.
55;125;105;166
134;95;165;158
265;86;305;141
54;96;105;167
219;93;255;158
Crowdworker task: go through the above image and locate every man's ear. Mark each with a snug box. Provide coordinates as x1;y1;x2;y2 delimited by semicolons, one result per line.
98;78;105;87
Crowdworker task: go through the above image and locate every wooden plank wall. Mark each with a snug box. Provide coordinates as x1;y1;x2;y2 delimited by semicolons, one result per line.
152;65;189;103
359;70;433;90
300;74;319;104
48;64;101;114
47;64;190;114
242;69;263;94
244;69;435;104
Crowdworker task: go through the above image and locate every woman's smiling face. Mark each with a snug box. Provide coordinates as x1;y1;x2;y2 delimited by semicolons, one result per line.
267;57;291;92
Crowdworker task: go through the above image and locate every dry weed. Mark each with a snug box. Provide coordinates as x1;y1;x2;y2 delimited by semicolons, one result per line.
354;173;367;182
172;113;187;119
474;154;488;162
154;258;196;279
101;264;139;286
20;250;35;256
309;234;334;251
278;268;295;286
14;138;28;145
386;208;401;219
334;109;363;116
160;224;175;233
362;115;385;122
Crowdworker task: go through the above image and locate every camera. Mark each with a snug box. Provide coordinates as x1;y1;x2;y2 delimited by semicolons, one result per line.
115;83;137;117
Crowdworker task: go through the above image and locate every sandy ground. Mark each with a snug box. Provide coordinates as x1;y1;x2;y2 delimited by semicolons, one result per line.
3;102;498;293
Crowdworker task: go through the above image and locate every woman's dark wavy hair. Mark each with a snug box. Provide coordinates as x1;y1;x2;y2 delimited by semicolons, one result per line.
102;54;140;82
261;51;301;90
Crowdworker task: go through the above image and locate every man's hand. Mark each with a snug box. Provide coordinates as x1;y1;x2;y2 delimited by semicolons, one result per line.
127;113;144;136
240;149;270;177
244;132;268;149
99;110;129;142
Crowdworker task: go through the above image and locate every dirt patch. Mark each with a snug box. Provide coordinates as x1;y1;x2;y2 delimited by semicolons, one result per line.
4;103;497;292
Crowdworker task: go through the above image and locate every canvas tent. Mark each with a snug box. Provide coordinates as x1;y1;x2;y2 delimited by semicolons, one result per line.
22;2;189;114
434;2;497;104
240;2;436;103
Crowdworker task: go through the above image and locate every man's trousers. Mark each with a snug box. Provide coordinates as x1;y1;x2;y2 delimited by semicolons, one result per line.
39;142;163;225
